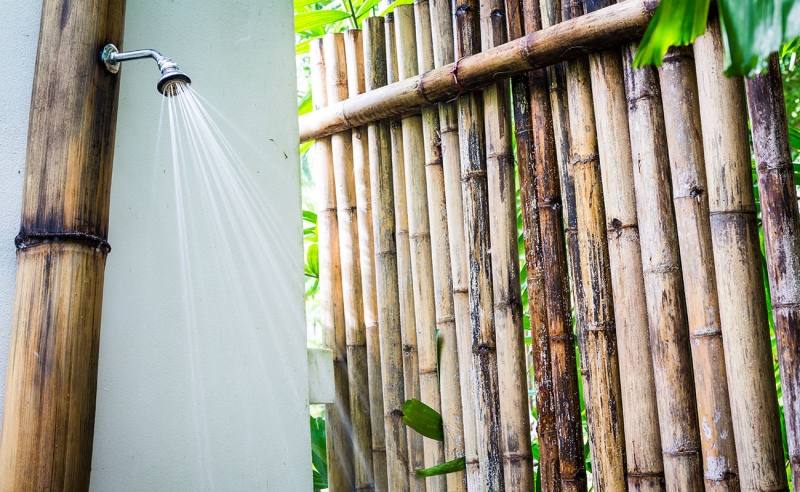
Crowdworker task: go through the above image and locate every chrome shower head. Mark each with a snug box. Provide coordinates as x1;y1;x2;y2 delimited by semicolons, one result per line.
101;44;191;96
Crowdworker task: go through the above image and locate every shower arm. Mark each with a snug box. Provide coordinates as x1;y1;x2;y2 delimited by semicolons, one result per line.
101;44;191;95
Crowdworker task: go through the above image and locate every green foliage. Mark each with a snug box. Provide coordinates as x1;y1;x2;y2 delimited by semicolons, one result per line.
310;416;328;490
415;457;467;477
401;399;445;441
634;0;709;68
303;210;320;298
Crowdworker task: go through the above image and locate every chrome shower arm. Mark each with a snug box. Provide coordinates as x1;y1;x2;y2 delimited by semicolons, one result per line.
101;44;191;96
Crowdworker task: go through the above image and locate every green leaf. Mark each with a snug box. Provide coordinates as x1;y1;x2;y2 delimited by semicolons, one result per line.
402;399;444;441
294;9;351;33
296;38;312;56
789;127;800;150
305;244;320;278
415;457;466;477
299;140;315;157
355;0;382;18
380;0;414;15
633;0;710;68
303;209;318;224
309;416;328;490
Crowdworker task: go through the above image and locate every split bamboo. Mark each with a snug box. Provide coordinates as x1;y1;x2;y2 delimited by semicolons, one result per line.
384;13;427;490
694;18;788;491
344;29;389;491
561;0;627;489
657;46;738;489
0;1;124;489
412;2;467;490
363;17;410;491
427;0;481;486
745;56;800;486
621;43;703;490
453;0;505;488
310;38;355;491
324;33;376;491
299;0;657;141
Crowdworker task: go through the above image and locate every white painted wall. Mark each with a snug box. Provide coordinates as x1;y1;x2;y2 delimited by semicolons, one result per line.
0;1;309;490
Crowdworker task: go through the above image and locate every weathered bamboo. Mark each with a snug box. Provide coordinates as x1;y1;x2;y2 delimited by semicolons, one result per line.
0;1;123;488
621;44;704;490
345;29;389;491
427;0;481;486
657;46;738;489
324;33;375;491
413;2;467;490
561;0;626;489
384;13;426;490
299;0;657;141
310;38;355;491
694;18;788;491
454;0;505;488
364;18;411;491
746;56;800;486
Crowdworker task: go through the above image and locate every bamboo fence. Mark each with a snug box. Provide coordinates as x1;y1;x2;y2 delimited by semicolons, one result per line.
300;3;799;491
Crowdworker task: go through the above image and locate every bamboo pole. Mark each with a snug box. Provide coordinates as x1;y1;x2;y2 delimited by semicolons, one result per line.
412;2;467;490
299;0;657;141
745;56;800;486
453;0;505;488
426;0;481;487
0;1;123;488
621;44;704;490
364;18;411;491
561;0;627;488
384;14;427;490
694;18;788;491
310;38;355;491
657;46;738;490
345;29;389;491
394;9;446;488
323;33;375;491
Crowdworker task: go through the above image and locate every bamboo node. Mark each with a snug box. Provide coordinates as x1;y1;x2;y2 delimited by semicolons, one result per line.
461;168;487;182
15;231;112;253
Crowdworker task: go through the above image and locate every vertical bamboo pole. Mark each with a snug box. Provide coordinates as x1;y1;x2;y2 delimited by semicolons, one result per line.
477;0;533;488
621;45;704;491
746;56;800;486
561;0;627;488
310;38;355;491
345;29;389;491
658;46;738;489
453;0;505;488
427;0;481;486
0;1;123;489
364;18;411;491
694;18;788;491
413;2;467;490
384;14;427;490
323;32;375;491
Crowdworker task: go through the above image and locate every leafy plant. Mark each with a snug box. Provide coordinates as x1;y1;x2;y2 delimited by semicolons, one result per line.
402;399;445;441
310;416;328;490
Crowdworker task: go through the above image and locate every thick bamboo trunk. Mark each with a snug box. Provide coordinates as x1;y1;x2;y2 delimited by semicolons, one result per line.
310;39;355;491
657;46;738;490
0;2;125;489
621;44;704;491
427;0;481;486
299;0;657;141
746;56;800;487
364;17;410;491
344;29;389;491
323;33;375;491
394;8;446;489
561;1;626;489
453;0;505;488
412;3;467;491
694;18;788;491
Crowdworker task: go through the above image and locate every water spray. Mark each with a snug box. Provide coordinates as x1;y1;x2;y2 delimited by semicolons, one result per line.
101;44;191;96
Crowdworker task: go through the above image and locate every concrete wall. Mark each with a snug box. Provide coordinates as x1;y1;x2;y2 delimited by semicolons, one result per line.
0;1;309;490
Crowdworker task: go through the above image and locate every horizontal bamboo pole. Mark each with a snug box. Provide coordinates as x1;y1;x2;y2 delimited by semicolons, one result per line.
299;0;656;141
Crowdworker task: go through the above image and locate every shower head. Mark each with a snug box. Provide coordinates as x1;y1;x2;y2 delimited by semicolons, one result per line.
101;44;191;96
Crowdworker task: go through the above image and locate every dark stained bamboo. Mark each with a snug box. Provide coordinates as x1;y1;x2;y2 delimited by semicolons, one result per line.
657;46;738;490
413;3;467;491
426;0;481;486
384;14;427;491
746;56;800;487
310;38;356;492
561;0;627;489
364;17;411;490
299;0;658;141
621;44;704;490
0;1;124;489
323;33;375;491
345;29;389;491
694;18;788;491
453;0;505;488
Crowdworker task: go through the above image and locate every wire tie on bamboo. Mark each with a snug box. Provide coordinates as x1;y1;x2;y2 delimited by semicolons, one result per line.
416;73;436;105
15;231;112;253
